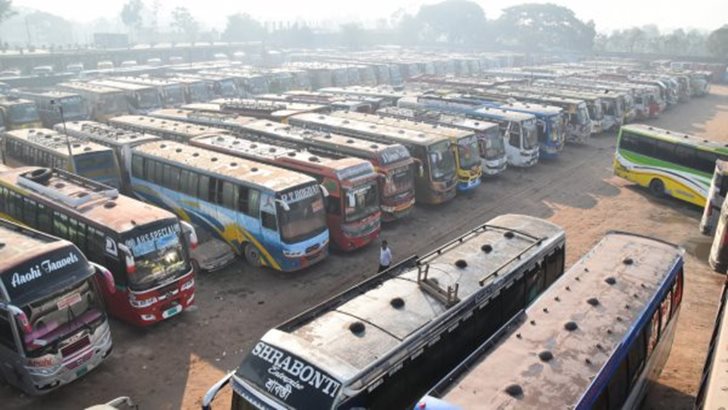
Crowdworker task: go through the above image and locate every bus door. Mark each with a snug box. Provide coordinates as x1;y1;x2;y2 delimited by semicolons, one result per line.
256;191;278;267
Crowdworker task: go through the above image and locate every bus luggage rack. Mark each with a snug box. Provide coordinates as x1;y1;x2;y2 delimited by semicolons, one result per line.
26;130;81;150
220;101;286;114
18;168;119;209
417;263;460;308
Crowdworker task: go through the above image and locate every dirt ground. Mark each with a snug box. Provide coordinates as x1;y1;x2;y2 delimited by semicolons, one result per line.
3;86;728;410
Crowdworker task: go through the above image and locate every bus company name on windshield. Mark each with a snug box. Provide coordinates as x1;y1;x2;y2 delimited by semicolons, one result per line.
10;251;81;288
251;341;341;399
124;224;180;250
280;185;320;204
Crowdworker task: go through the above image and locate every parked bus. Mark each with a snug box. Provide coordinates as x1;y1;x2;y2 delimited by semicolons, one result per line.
88;79;163;114
148;108;258;132
701;160;728;235
109;115;228;143
176;73;239;98
8;90;88;127
191;134;381;251
614;124;728;207
130;140;329;271
168;77;214;104
55;121;160;193
695;278;728;408
111;77;186;107
201;214;567;410
0;217;114;395
375;106;508;176
529;84;623;132
472;88;592;143
0;97;42;131
0;167;197;326
56;82;129;121
417;231;684;410
289;113;458;204
239;120;416;221
533;79;636;123
331;111;482;192
401;95;540;168
1;128;121;189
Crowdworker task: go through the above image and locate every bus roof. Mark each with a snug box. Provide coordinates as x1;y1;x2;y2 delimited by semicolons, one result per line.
622;124;728;154
4;128;113;156
60;121;161;147
497;100;564;116
242;120;413;164
0;166;178;234
0;97;35;108
109;115;228;140
210;98;328;116
486;89;586;106
290;113;451;146
133;140;316;192
248;215;564;390
11;90;80;100
331;111;475;140
148;108;258;128
111;76;182;87
471;105;536;121
89;79;156;92
191;133;374;179
0;218;70;280
57;81;126;95
439;231;683;408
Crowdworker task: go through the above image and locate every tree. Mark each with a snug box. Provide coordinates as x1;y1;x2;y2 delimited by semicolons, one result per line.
171;7;198;42
340;23;364;49
120;0;143;37
0;0;15;26
415;0;486;45
25;11;74;46
707;25;728;59
494;3;596;51
222;13;265;42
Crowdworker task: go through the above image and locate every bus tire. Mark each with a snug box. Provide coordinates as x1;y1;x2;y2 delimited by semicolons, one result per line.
649;178;665;197
244;243;263;268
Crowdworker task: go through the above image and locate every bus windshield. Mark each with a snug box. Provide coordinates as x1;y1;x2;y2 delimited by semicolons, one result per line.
278;186;327;244
7;104;40;124
100;94;128;115
164;85;185;105
549;115;564;142
457;135;480;169
483;128;505;160
523;119;538;150
219;80;237;96
384;164;414;196
20;278;105;358
73;151;119;186
122;221;190;290
344;180;379;223
576;104;590;125
591;101;604;120
137;90;160;110
428;140;456;181
60;97;85;117
189;84;211;102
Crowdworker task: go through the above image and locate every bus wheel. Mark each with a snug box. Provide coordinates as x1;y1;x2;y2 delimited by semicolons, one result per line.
649;178;665;196
244;243;263;268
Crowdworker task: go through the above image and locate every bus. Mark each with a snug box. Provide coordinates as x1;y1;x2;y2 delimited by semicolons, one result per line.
614;124;728;207
8;90;88;127
528;84;623;132
56;82;129;121
201;214;567;410
167;77;214;104
375;106;508;176
130;140;330;271
2;128;122;189
148;108;258;132
191;134;381;252
0;218;114;395
109;115;228;143
472;88;592;143
175;73;239;98
55;121;161;193
399;95;539;168
239;120;416;222
88;79;163;114
417;231;684;410
0;167;197;326
111;77;187;107
533;79;636;124
0;97;42;131
330;111;482;192
701;160;728;235
695;278;728;408
288;113;458;204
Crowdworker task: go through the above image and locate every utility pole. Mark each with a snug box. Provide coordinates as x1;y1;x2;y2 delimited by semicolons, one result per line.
52;100;74;173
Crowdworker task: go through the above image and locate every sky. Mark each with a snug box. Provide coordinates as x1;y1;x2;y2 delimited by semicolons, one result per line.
12;0;728;33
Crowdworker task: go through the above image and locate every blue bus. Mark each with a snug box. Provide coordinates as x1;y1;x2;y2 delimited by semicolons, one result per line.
450;95;566;158
129;140;330;271
399;95;540;168
416;231;684;410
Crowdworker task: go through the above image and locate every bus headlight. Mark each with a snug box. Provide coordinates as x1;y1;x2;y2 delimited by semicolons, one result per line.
283;249;305;258
181;278;195;292
129;294;158;308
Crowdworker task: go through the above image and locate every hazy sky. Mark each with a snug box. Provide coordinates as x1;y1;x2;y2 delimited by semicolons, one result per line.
12;0;728;32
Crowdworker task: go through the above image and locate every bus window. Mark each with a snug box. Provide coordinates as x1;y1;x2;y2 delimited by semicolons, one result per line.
660;291;672;331
607;359;629;410
262;211;277;231
525;264;545;304
646;309;660;357
672;270;683;310
627;331;647;386
501;276;526;319
222;181;237;210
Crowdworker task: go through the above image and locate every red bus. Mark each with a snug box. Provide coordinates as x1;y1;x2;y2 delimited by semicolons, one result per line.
0;167;198;327
239;120;416;222
191;133;381;251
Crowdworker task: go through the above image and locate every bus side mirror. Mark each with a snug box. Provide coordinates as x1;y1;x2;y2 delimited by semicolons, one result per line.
180;220;198;250
413;159;424;178
202;372;235;410
320;184;330;198
0;303;32;334
275;199;290;212
90;262;116;295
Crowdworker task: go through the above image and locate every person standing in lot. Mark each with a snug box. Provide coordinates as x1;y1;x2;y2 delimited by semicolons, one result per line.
379;240;392;272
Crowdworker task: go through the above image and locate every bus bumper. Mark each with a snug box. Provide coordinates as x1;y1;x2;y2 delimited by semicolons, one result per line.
457;177;481;192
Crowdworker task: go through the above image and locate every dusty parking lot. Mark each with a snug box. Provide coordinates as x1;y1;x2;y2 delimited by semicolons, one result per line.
3;86;728;409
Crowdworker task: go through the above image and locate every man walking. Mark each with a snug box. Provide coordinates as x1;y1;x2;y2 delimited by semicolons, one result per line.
379;240;392;272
